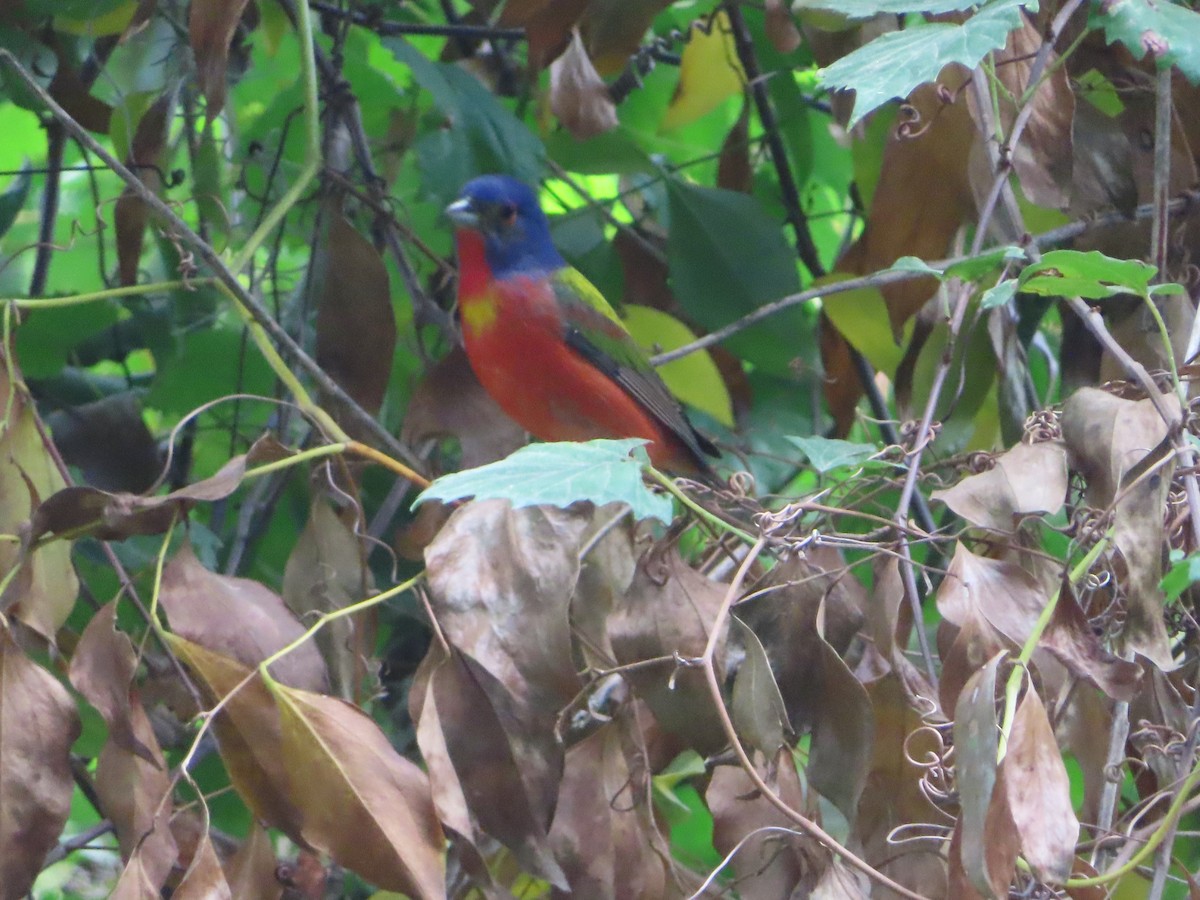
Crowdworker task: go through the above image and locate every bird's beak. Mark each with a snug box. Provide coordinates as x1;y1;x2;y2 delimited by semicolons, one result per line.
445;197;481;230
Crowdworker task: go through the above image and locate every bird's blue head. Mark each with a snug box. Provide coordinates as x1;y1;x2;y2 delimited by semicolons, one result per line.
445;175;565;277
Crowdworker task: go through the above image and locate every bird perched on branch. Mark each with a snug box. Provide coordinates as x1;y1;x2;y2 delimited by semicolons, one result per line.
445;175;718;475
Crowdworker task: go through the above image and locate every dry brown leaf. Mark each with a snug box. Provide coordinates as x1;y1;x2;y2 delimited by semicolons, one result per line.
730;616;790;758
708;758;813;898
314;205;396;418
1041;585;1142;702
173;827;233;899
224;821;282;900
609;540;729;755
717;105;753;194
1002;688;1079;884
0;351;78;639
189;0;253;119
0;626;81;897
268;677;446;899
425;500;587;712
1061;388;1178;665
938;606;1010;715
161;541;328;693
422;645;567;887
550;29;618;139
853;668;948;897
498;0;590;69
48;54;113;133
580;0;673;76
115;90;173;286
931;441;1069;533
283;497;370;699
95;695;178;892
969;15;1074;210
806;615;874;824
400;348;526;473
764;0;802;55
46;393;162;493
32;433;290;543
548;711;671;898
68;599;154;763
936;542;1047;649
161;634;302;835
953;654;1017;899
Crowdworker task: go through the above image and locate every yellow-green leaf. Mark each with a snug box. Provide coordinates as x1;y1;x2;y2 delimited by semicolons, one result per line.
622;305;734;428
660;11;745;131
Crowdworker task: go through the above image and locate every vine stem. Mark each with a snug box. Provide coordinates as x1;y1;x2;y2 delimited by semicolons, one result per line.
694;537;930;900
644;466;756;545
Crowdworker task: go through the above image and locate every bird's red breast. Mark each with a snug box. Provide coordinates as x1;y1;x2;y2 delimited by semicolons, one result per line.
454;228;705;473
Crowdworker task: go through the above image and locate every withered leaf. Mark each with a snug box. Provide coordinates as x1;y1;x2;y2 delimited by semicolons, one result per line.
953;653;1016;899
806;613;874;825
764;0;802;54
548;712;671;898
161;634;302;835
268;677;447;900
1061;388;1178;665
32;433;290;543
549;29;618;139
172;826;232;899
115;90;174;286
189;0;253;119
282;497;369;699
580;0;673;76
424;500;586;712
1002;688;1079;885
225;821;282;900
95;693;177;892
46;393;162;493
936;542;1047;649
423;645;567;888
68;599;154;763
498;0;590;69
730;616;790;758
931;441;1068;532
707;756;812;899
938;607;1009;715
161;541;328;693
0;348;78;639
609;541;730;755
0;627;81;897
314;205;396;417
1041;585;1142;702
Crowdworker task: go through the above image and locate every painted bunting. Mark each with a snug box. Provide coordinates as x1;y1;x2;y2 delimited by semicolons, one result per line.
445;175;718;475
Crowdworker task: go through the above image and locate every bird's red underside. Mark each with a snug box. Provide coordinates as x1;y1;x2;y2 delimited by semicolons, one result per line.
455;229;696;471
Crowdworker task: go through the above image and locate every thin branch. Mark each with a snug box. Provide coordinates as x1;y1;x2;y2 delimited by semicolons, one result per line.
309;1;525;40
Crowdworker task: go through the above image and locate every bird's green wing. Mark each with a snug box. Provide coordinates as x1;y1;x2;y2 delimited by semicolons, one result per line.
551;268;718;464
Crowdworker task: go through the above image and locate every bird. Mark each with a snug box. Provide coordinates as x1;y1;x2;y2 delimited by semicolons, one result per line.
444;174;719;476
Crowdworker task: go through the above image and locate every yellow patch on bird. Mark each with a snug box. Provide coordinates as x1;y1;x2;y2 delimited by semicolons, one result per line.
460;295;499;338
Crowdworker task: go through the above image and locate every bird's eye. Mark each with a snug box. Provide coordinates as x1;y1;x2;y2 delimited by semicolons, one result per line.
500;203;517;226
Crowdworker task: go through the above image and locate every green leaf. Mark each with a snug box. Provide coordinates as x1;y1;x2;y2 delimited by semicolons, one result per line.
665;179;808;376
820;0;1035;127
386;37;545;205
621;306;735;428
1094;0;1200;84
0;162;30;239
797;0;983;18
1018;249;1156;300
414;439;673;523
980;279;1018;310
890;255;944;276
1161;552;1200;603
786;435;880;472
945;245;1026;281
